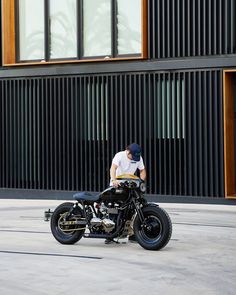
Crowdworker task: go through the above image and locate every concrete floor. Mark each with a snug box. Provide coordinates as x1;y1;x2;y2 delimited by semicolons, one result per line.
0;199;235;295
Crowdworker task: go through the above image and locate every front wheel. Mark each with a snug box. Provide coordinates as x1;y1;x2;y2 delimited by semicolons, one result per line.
133;206;172;250
50;202;86;244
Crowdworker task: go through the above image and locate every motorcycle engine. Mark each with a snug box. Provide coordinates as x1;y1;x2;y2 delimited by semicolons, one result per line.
90;203;118;233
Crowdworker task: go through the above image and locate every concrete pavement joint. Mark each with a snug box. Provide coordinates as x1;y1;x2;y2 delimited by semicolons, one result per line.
0;250;102;260
173;222;236;229
0;229;50;234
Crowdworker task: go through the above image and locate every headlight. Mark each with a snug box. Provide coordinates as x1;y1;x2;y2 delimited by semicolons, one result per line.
140;182;146;192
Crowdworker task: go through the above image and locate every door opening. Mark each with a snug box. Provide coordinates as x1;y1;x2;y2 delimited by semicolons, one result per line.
224;70;236;199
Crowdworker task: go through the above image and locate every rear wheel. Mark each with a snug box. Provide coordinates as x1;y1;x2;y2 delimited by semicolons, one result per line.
133;206;172;250
50;202;85;244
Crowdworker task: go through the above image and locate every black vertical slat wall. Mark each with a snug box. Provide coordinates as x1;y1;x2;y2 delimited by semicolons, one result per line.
148;0;236;58
0;71;224;197
0;0;2;67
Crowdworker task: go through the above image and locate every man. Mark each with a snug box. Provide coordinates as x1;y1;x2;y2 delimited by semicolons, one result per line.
105;143;146;244
110;143;146;187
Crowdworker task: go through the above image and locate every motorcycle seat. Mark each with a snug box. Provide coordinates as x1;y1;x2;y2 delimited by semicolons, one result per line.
73;191;100;202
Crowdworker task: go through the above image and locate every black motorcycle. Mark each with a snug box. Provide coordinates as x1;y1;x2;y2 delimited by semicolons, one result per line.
50;175;172;250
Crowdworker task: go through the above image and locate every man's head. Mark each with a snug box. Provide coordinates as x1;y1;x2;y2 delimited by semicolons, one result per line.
127;143;142;162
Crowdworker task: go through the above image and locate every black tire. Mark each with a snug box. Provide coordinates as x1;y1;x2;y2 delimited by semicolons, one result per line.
50;202;85;244
133;206;172;250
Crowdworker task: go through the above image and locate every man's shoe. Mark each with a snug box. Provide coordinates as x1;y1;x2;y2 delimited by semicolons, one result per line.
128;235;137;243
105;238;114;244
104;238;119;244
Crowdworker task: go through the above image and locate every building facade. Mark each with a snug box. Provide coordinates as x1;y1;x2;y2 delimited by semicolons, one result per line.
0;0;236;199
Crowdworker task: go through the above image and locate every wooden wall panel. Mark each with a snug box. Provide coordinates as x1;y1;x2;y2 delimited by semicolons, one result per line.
1;0;16;65
141;0;148;58
224;71;236;199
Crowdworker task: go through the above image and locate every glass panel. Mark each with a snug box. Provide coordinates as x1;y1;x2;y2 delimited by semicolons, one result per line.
83;0;111;57
50;0;77;59
156;79;185;139
87;81;108;140
50;0;77;58
117;0;142;55
18;0;44;61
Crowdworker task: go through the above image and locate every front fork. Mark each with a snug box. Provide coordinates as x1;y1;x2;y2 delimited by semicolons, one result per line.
132;191;146;224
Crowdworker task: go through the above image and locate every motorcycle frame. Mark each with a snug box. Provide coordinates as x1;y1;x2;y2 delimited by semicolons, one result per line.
74;188;149;240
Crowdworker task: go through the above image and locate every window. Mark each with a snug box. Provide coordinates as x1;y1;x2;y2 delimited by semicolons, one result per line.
18;0;44;61
86;79;108;141
2;0;147;65
117;0;142;55
49;0;77;59
83;0;111;57
156;78;185;139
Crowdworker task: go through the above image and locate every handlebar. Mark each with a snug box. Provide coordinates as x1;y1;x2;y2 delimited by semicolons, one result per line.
119;180;138;188
115;178;146;192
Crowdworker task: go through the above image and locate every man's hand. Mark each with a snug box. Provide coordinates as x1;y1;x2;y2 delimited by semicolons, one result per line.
112;179;120;187
140;168;146;181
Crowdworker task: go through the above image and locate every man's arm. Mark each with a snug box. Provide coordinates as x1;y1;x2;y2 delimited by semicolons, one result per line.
140;168;146;181
110;163;119;186
110;163;118;180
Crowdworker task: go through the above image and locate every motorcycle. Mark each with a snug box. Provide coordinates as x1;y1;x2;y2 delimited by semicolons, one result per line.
50;174;172;251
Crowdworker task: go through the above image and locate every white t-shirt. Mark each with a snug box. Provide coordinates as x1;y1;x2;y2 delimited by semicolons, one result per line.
110;150;145;185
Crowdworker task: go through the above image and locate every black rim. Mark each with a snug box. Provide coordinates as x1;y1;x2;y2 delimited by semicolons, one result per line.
139;215;162;243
